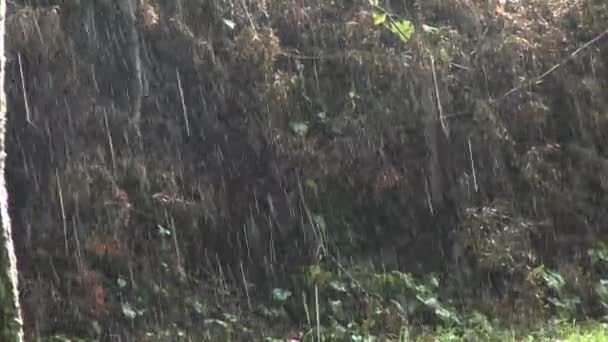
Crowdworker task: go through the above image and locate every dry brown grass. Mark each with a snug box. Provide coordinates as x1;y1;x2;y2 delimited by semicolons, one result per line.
8;0;608;339
7;4;71;62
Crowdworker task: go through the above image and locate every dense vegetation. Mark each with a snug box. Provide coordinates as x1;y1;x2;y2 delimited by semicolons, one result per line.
3;0;608;340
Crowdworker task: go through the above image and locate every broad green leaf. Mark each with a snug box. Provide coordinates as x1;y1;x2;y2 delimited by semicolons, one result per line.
223;19;236;30
157;224;171;236
589;242;608;264
272;288;292;302
427;274;440;288
223;313;238;323
305;178;318;193
308;263;332;285
389;19;415;44
329;280;348;293
122;302;138;319
309;264;322;280
547;296;568;308
329;299;344;317
203;318;231;329
396;271;416;288
439;47;451;63
417;295;461;324
289;121;309;136
542;269;565;291
188;298;206;315
597;279;608;300
422;24;440;34
313;214;327;231
373;11;387;25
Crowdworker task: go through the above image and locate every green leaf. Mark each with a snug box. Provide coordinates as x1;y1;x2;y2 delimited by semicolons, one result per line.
329;280;348;293
395;271;416;288
313;214;327;231
157;224;171;236
589;242;608;265
308;264;332;285
547;296;568;309
188;298;206;315
422;24;440;34
439;47;451;63
373;11;387;25
223;313;238;323
289;121;309;136
223;19;236;30
389;19;414;44
305;178;318;193
329;299;344;318
427;274;440;288
272;288;292;303
542;269;565;291
203;318;231;330
122;302;138;320
597;280;608;299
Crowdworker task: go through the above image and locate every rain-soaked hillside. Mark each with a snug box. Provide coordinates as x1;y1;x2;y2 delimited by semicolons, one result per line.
4;0;608;340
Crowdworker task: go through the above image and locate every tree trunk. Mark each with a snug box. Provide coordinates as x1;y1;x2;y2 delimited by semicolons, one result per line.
0;0;25;339
121;0;144;137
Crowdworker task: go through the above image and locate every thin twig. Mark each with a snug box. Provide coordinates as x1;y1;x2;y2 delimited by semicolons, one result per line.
468;137;479;193
176;68;190;137
326;254;382;301
17;52;33;126
502;28;608;98
240;0;259;39
55;170;68;255
430;54;449;138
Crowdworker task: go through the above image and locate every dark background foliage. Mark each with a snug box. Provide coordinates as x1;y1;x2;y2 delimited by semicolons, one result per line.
4;0;608;339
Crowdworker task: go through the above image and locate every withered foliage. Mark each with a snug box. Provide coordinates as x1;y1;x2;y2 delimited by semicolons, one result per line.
5;0;608;338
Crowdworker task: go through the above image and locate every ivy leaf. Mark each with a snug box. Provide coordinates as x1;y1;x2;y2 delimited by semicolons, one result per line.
203;318;231;329
417;296;461;324
329;280;348;293
597;280;608;308
308;264;332;285
117;277;128;289
439;47;451;63
542;269;565;291
122;302;138;320
389;19;415;44
272;288;292;303
223;19;236;30
373;11;387;25
422;24;440;34
289;121;309;136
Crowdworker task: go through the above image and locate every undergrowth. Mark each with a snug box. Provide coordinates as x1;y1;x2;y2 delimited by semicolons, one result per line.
6;0;608;340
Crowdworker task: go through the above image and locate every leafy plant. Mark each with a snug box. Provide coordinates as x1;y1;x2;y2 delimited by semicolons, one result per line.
371;271;461;325
368;0;442;47
531;266;580;318
369;0;415;44
589;241;608;312
588;242;608;266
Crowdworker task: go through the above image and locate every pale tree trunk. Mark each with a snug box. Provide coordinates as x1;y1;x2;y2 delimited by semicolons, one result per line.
0;0;25;340
120;0;144;138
